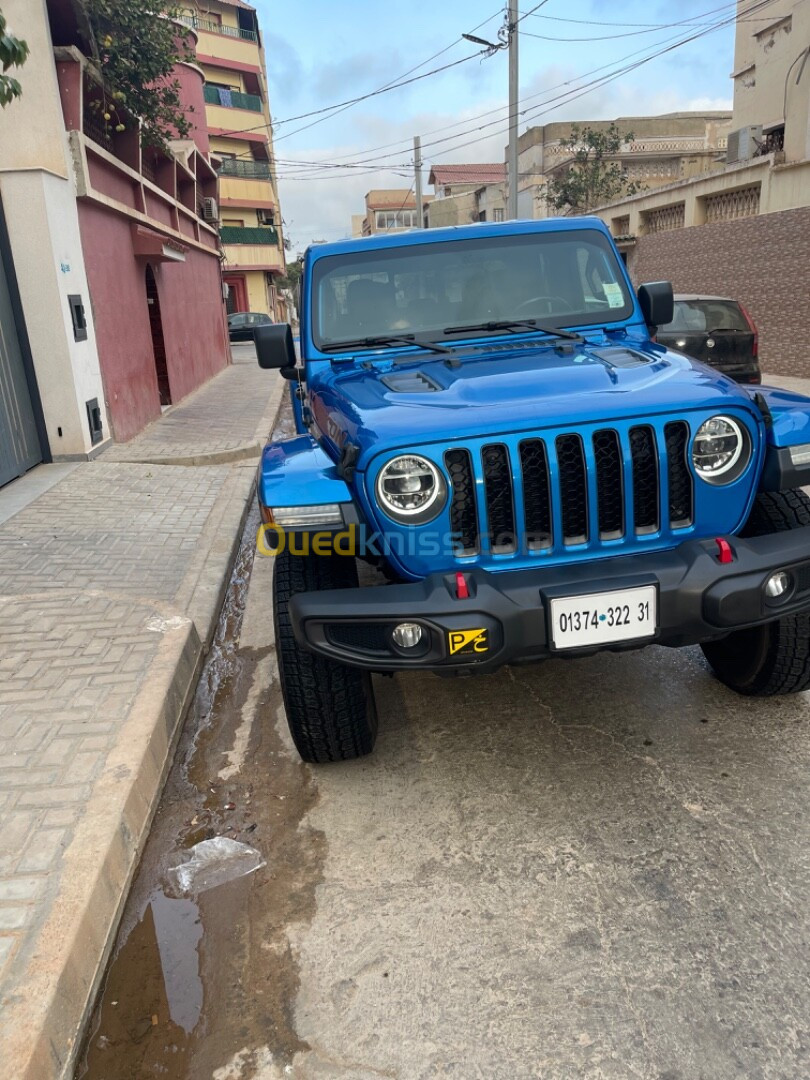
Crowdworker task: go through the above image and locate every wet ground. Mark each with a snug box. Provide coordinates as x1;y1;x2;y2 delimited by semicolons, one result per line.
77;458;810;1079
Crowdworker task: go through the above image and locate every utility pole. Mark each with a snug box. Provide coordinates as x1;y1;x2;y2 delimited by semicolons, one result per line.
507;1;519;220
413;135;424;229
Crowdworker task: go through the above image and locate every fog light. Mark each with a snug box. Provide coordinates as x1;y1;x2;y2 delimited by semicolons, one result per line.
765;571;792;599
392;623;423;648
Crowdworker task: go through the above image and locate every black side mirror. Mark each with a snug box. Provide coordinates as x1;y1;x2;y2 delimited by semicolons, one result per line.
637;281;674;332
254;322;296;370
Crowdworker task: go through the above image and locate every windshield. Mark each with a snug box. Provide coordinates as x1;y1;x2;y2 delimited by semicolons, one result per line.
311;229;634;349
660;300;748;334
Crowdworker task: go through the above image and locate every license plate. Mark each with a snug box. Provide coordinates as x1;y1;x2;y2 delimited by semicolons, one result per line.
549;586;657;650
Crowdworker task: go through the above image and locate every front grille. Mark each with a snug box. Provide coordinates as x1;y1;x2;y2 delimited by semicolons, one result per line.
481;444;516;552
444;422;694;558
445;448;478;555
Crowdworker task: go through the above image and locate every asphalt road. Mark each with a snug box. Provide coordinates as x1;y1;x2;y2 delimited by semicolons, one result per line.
79;525;810;1080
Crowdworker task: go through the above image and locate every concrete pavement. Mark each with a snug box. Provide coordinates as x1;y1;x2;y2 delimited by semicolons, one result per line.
0;349;284;1079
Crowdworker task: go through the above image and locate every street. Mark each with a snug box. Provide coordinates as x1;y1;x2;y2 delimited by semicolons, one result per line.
77;503;810;1080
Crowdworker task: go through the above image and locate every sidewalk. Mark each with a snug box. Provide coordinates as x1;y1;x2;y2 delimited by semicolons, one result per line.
0;352;284;1080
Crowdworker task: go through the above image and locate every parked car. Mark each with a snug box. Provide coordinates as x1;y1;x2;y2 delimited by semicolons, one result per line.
656;294;760;385
254;218;810;763
228;311;273;342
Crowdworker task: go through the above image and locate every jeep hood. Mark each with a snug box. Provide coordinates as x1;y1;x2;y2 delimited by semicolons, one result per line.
308;340;760;466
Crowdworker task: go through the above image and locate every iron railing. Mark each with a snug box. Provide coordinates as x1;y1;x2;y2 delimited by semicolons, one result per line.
178;15;258;42
219;226;279;246
217;159;273;180
203;85;263;113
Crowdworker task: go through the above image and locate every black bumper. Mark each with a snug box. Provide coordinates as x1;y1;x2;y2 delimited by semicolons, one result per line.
289;530;810;673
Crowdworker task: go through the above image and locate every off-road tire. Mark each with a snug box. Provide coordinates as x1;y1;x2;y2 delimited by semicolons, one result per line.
701;489;810;696
273;548;377;762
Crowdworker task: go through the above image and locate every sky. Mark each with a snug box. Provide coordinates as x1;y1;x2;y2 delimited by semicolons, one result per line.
250;0;748;253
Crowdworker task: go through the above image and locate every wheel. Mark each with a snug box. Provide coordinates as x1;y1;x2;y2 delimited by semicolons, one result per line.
273;547;377;762
701;489;810;696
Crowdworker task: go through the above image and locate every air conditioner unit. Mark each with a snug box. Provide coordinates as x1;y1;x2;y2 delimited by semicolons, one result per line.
726;125;763;163
202;197;219;222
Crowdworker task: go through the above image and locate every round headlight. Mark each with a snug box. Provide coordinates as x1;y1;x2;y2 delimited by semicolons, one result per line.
692;416;750;484
376;455;446;523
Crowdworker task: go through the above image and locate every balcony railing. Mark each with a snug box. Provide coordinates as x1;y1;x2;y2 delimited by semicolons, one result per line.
220;226;279;245
217;159;273;180
204;85;263;113
178;15;258;42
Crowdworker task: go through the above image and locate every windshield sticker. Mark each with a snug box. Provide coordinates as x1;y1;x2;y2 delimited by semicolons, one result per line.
603;283;625;309
604;282;626;308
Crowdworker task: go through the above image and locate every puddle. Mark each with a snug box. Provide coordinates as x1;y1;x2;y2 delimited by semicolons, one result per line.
75;481;325;1079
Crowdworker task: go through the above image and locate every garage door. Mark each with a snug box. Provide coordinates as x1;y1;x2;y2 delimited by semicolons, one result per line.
0;217;42;488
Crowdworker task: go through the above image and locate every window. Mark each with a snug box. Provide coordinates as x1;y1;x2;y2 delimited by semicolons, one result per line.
222;218;245;227
374;210;416;230
312;228;634;348
493;208;504;222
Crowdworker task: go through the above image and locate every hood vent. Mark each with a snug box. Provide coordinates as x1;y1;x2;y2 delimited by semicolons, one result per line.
589;347;652;368
381;371;442;393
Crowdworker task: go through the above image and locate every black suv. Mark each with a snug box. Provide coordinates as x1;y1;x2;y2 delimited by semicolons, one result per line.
656;295;760;385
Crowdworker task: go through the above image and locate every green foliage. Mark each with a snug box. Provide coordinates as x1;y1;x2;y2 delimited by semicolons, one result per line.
80;0;193;148
278;259;303;315
546;124;644;216
0;8;29;107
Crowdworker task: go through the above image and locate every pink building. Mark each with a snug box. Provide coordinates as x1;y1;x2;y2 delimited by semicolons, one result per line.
0;0;230;464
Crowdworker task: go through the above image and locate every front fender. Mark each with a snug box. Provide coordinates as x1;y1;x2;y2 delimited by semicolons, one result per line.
750;386;810;491
258;435;352;510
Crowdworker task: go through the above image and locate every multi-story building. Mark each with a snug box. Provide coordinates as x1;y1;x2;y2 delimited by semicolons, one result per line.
589;0;810;378
179;0;287;319
515;113;732;219
0;0;229;459
424;164;506;227
353;190;433;236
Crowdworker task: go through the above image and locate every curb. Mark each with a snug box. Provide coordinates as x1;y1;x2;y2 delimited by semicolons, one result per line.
6;617;202;1080
0;387;284;1079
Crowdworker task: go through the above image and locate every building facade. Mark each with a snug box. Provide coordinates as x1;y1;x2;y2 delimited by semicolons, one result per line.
0;0;230;459
179;0;287;319
353;190;431;236
425;164;506;228
515;113;732;219
590;0;810;377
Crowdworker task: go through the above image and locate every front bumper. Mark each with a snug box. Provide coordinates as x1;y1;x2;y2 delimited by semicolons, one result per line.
289;529;810;673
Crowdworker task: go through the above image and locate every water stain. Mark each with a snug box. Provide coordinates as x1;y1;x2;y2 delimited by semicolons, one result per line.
76;489;326;1079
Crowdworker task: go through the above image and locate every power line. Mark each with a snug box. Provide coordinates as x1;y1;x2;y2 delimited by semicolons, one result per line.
271;0;774;181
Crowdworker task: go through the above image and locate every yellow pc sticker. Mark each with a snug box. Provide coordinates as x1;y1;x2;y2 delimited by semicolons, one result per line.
448;628;489;656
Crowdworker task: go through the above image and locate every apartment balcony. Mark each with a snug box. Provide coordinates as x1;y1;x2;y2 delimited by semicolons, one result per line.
203;84;263;113
219;226;279;245
218;159;273;180
178;15;258;43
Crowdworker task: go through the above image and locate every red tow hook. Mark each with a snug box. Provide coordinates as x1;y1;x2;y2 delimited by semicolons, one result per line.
455;572;470;599
715;538;734;565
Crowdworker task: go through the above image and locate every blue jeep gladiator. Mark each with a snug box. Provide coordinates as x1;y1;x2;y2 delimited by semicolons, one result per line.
254;218;810;763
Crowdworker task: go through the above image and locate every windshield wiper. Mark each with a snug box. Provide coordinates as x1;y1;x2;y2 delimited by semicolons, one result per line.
440;319;583;342
320;334;453;355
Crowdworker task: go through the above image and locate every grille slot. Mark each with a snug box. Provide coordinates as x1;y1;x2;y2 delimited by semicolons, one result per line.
629;426;659;533
664;421;693;527
326;623;391;655
796;565;810;594
593;429;624;539
482;444;516;552
556;434;588;545
519;440;552;550
445;448;479;555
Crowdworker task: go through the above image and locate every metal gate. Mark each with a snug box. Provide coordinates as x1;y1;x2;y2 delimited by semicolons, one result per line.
0;207;43;488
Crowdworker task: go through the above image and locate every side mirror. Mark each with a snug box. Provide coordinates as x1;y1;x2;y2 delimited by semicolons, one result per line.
254;322;296;370
637;281;674;332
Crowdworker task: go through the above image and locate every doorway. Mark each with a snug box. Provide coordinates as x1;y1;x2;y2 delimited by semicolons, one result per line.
145;265;171;407
224;274;248;315
0;201;45;487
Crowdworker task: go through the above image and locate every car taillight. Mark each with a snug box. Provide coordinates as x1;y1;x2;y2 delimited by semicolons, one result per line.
739;303;758;357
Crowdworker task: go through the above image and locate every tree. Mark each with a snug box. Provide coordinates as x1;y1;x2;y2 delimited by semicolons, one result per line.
79;0;193;148
545;124;643;216
278;259;303;317
0;8;29;106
